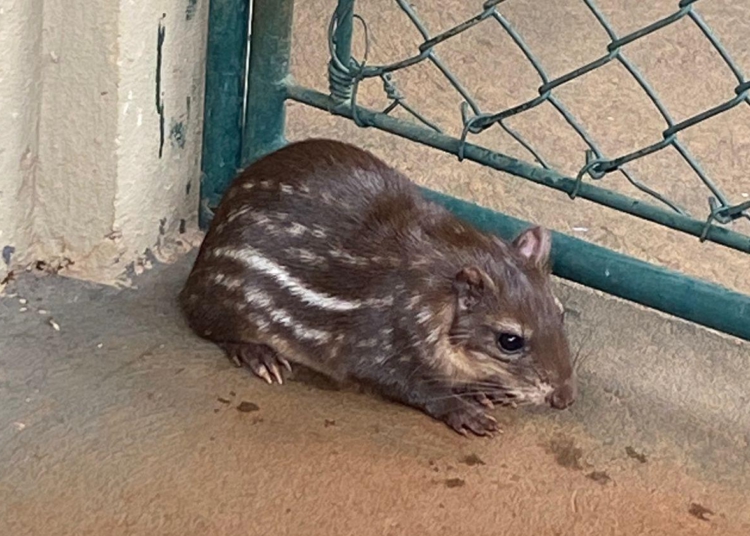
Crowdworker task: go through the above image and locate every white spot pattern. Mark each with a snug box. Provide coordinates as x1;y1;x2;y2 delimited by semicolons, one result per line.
212;246;363;312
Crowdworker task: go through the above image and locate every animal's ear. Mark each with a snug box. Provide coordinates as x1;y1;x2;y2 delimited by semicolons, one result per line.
453;266;488;311
512;226;552;271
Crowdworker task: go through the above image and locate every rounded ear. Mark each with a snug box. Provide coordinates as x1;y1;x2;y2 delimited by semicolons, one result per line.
512;226;552;271
453;266;488;311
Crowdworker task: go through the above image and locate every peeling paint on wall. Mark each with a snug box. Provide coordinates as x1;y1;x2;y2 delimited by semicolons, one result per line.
170;120;186;149
2;245;15;265
186;0;199;21
2;1;209;287
156;14;167;158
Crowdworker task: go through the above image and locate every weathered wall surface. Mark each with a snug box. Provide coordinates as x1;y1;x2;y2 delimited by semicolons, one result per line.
111;1;207;283
0;0;45;285
0;0;207;288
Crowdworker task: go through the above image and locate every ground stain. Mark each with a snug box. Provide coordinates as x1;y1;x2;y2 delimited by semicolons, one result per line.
460;453;486;466
1;270;14;285
324;419;336;427
625;446;648;463
587;471;611;485
546;437;583;470
444;478;465;488
688;503;714;522
237;401;260;413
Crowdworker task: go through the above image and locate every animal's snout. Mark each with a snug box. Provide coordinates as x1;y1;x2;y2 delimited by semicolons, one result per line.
548;381;576;410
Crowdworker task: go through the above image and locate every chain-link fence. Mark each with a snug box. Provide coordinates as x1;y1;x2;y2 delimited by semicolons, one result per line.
324;0;750;253
200;0;750;340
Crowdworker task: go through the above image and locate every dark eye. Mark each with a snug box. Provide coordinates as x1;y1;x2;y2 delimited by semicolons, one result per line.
497;333;525;353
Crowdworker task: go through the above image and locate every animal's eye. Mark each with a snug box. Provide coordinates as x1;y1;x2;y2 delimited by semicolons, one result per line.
497;332;525;353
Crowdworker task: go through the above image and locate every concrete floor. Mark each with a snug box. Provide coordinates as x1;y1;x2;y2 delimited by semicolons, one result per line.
1;253;749;535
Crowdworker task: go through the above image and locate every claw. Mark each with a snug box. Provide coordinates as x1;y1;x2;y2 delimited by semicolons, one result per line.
279;356;292;372
476;393;494;409
254;366;273;385
221;342;290;385
269;363;284;384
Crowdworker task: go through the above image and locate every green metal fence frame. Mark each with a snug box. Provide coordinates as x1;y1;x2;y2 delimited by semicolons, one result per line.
200;0;750;341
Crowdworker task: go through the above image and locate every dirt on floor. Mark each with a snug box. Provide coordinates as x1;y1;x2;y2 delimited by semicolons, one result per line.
1;257;749;536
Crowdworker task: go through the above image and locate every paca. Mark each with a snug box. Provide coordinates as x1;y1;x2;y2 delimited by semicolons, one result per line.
180;139;575;435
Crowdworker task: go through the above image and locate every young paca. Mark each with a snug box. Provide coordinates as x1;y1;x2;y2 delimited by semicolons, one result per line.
180;139;576;436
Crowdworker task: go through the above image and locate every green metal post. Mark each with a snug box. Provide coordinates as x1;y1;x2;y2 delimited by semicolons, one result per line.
199;0;250;228
422;189;750;342
241;0;295;167
328;0;355;103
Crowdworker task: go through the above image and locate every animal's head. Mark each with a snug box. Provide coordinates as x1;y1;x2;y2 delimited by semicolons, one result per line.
447;226;576;410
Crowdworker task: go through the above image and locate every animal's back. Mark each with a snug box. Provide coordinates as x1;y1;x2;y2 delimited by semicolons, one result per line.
179;139;426;374
179;138;575;436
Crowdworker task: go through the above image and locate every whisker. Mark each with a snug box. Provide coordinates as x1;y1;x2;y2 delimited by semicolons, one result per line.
423;390;518;404
572;328;595;371
526;364;545;384
405;360;439;385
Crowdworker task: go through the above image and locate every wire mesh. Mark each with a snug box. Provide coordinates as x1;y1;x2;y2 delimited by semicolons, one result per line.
326;0;750;248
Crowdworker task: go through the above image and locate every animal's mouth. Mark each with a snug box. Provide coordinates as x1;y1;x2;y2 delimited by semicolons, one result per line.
546;382;576;410
460;379;576;410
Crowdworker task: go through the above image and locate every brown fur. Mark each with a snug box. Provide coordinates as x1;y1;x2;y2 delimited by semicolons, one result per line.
180;139;576;435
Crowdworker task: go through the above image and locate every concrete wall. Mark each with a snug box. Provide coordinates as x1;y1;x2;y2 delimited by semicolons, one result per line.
0;0;208;288
0;0;44;285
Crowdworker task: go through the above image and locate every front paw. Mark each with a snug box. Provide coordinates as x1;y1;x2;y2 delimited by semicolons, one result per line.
442;401;499;437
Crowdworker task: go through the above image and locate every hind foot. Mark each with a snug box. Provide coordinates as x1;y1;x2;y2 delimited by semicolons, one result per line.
221;342;292;384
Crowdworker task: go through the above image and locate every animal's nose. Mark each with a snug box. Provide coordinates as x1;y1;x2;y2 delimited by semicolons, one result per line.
548;381;576;410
